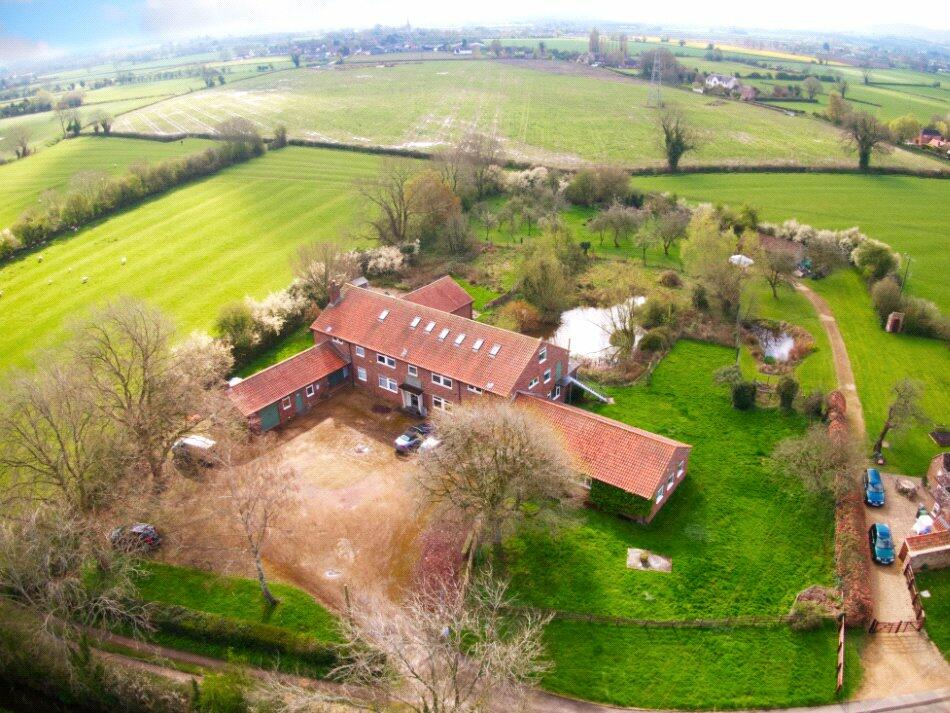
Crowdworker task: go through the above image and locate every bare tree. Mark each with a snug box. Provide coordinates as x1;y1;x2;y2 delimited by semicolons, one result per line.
633;222;661;265
0;357;124;513
758;245;798;298
334;574;551;713
771;425;863;498
54;105;77;138
873;379;928;455
417;402;577;558
657;105;699;172
69;298;231;494
803;76;822;101
841;111;891;171
600;201;643;248
293;241;359;305
7;125;32;158
358;160;427;246
215;440;299;606
458;130;502;199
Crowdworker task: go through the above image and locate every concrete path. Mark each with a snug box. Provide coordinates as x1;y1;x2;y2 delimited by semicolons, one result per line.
794;282;866;438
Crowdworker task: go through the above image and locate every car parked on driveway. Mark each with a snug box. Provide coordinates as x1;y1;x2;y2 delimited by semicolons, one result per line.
868;523;895;565
863;468;886;507
394;422;436;454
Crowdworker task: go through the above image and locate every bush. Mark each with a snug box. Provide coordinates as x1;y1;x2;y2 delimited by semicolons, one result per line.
777;376;799;411
802;390;826;419
731;381;756;410
902;296;949;340
870;277;903;322
788;600;828;632
640;297;681;330
563;165;630;206
518;250;572;321
691;284;709;311
195;672;248;713
497;300;542;332
657;270;682;288
853;240;898;282
638;327;672;353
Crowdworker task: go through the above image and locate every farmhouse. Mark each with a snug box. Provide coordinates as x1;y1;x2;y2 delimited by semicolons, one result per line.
705;73;741;91
228;277;691;519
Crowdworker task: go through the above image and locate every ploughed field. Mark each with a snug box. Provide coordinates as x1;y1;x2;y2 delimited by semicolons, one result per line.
110;60;940;170
0;145;389;370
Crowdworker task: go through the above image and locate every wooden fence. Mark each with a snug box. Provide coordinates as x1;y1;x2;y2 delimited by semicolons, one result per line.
836;614;846;692
867;562;927;634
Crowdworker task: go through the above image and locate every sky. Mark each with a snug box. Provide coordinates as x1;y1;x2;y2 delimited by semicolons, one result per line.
2;0;948;62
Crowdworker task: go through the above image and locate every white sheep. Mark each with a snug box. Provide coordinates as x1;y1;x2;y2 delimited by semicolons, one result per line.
121;256;127;265
81;276;88;284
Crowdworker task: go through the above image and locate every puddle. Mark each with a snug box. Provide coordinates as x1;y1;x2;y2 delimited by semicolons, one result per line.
537;297;645;361
752;325;795;362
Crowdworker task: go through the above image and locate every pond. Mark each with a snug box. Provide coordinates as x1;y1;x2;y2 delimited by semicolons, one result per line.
538;297;646;362
752;325;795;362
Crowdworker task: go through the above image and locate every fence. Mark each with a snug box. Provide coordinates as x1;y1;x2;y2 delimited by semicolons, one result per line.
836;614;846;693
502;606;835;630
866;563;927;634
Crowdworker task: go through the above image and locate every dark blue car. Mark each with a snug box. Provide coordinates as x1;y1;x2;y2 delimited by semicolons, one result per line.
863;468;885;507
868;523;895;565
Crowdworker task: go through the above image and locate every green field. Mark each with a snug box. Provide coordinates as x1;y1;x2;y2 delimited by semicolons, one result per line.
917;568;950;660
633;173;950;311
0;146;388;371
110;60;940;170
0;136;215;227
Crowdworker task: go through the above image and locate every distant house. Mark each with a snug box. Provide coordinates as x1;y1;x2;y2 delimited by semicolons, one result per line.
705;74;741;92
914;128;944;147
403;275;474;319
514;393;691;523
227;343;350;431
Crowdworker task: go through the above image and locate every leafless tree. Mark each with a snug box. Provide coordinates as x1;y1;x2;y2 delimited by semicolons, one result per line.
54;105;78;138
0;357;125;514
214;440;300;606
771;425;863;498
451;130;504;200
293;241;359;305
600;200;643;248
69;298;232;494
417;402;577;558
873;379;928;455
358;160;436;246
333;573;551;713
654;206;691;256
758;245;798;298
7;125;32;158
657;105;699;172
602;293;643;360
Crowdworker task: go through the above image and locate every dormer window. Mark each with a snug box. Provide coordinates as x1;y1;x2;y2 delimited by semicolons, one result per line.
410;316;421;328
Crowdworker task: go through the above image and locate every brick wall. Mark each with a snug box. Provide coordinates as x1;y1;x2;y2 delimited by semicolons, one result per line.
646;445;691;522
250;369;348;430
902;530;950;572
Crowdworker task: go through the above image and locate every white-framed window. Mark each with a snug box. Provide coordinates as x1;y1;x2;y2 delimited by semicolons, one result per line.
666;474;675;492
656;487;664;503
377;353;396;368
305;384;316;397
281;397;292;410
553;385;561;400
355;346;365;358
582;476;592;490
538;347;547;363
467;384;483;394
543;369;551;383
677;460;685;478
378;375;398;392
408;365;418;377
528;377;539;390
357;367;367;382
432;373;453;389
438;327;450;341
432;395;451;411
410;316;421;328
332;337;345;345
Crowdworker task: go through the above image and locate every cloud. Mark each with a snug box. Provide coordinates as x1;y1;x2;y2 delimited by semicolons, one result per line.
0;35;60;63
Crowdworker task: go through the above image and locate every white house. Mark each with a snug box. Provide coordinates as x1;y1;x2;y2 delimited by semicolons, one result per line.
705;74;741;91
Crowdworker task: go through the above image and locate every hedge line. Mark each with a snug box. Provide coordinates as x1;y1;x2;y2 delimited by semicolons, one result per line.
588;479;653;521
149;601;340;674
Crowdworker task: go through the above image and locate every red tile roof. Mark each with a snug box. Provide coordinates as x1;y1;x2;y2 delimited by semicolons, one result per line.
514;393;691;499
227;342;346;417
404;275;474;314
311;284;543;397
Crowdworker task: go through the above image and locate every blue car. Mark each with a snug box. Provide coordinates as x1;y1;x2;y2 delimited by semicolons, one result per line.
863;468;886;507
868;523;895;565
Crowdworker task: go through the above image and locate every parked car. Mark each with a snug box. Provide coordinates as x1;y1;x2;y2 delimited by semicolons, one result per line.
110;523;162;553
868;523;895;565
862;468;886;507
394;422;435;454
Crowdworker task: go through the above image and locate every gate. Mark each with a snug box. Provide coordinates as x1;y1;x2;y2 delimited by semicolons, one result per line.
867;563;926;634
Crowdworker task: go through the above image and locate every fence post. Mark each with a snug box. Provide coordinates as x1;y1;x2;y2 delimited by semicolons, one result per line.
836;614;846;693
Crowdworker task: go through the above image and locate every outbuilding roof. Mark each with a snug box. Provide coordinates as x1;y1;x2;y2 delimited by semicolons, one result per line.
311;284;544;397
227;342;347;417
403;275;474;314
514;393;691;499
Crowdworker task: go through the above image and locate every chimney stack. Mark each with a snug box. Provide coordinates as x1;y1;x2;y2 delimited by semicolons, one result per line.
328;280;341;306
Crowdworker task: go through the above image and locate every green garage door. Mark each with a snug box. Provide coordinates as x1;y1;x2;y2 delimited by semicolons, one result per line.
259;404;281;431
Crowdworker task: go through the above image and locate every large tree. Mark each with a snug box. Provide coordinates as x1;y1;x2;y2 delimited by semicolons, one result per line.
657;105;699;172
7;125;31;158
682;210;746;317
417;402;577;557
758;244;798;298
771;425;863;498
292;241;358;305
842;111;891;171
873;379;928;455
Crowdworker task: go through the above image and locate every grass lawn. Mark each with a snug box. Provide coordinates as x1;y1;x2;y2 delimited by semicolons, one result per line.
453;277;501;312
542;621;863;710
110;60;940;170
632;173;950;311
136;561;339;640
809;270;947;475
237;324;315;377
505;340;834;620
916;568;950;660
0;146;395;371
0;136;215;228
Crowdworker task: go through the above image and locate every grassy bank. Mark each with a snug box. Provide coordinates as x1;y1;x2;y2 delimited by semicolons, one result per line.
917;568;950;660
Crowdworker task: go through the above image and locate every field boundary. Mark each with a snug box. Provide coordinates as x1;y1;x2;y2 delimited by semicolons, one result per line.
504;605;835;629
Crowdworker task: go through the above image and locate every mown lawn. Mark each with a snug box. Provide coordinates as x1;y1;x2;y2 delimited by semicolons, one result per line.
809;270;947;475
632;173;950;311
505;340;834;620
136;561;339;640
542;621;863;710
0;136;215;227
453;277;500;312
916;568;950;660
0;146;395;371
236;324;315;377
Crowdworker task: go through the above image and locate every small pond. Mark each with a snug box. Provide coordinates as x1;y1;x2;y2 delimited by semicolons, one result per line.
537;297;646;362
752;325;795;362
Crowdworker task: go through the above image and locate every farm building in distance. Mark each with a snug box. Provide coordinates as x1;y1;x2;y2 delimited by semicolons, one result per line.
228;276;692;520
